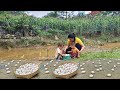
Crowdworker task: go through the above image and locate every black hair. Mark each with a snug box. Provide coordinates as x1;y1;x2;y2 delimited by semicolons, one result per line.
72;33;75;37
68;33;76;42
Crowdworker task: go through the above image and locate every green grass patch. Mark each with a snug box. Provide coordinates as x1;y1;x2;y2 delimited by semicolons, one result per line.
73;49;120;62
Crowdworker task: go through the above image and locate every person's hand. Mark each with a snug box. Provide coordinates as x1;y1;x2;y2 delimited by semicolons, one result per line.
62;54;66;56
79;50;82;53
77;56;80;58
68;51;72;53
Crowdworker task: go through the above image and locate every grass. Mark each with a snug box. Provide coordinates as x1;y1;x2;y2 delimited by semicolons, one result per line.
73;49;120;62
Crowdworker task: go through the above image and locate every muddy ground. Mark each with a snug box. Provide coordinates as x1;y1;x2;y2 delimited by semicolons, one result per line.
0;59;120;79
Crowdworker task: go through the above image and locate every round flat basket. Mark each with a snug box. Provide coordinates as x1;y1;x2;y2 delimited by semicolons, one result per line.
14;61;41;79
53;61;79;79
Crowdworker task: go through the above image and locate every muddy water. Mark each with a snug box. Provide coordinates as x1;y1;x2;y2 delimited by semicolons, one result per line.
0;46;57;60
0;42;120;60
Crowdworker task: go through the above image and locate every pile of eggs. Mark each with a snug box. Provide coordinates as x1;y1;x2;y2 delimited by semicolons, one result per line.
53;63;78;75
15;63;39;75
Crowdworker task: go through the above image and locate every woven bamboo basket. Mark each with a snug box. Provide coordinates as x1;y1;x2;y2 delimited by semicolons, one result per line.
53;61;79;79
14;61;41;79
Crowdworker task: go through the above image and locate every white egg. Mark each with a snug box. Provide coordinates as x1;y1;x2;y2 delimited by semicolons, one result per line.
44;65;46;67
6;71;11;74
109;60;112;63
19;60;22;62
114;65;117;68
46;63;49;65
5;65;8;67
80;65;82;67
17;62;20;64
99;68;102;71
50;60;53;63
117;62;120;65
45;71;49;74
89;74;94;78
107;74;111;77
7;63;10;65
81;68;84;70
6;68;9;70
96;69;100;72
94;65;98;68
56;62;58;64
81;71;86;74
98;62;101;64
111;68;114;71
107;62;110;64
91;71;95;74
54;64;56;67
15;64;18;67
92;62;95;64
99;65;102;67
45;68;48;70
82;63;85;65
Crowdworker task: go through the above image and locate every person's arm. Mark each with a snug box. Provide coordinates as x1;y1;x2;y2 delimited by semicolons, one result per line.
80;45;85;52
75;47;80;57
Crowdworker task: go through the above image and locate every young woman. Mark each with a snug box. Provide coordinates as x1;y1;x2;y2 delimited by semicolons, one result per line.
66;33;85;57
